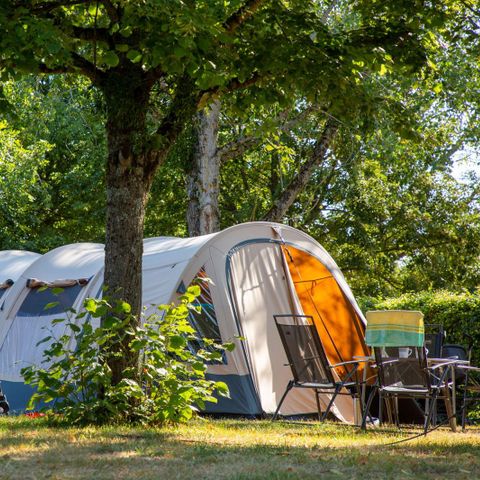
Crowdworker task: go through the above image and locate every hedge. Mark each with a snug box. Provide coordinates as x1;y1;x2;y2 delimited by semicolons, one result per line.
358;290;480;364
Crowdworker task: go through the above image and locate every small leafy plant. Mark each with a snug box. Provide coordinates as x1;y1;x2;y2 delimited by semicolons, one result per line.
21;286;231;425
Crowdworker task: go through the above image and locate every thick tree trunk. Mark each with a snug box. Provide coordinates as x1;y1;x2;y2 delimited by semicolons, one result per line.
262;118;338;222
100;68;154;383
187;99;221;236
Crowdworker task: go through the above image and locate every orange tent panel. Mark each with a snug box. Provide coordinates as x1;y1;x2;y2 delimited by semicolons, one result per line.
283;246;369;377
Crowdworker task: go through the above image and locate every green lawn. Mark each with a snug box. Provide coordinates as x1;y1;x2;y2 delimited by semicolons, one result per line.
0;417;479;479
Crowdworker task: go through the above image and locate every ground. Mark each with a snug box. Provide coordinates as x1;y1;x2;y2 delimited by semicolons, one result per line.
0;417;479;479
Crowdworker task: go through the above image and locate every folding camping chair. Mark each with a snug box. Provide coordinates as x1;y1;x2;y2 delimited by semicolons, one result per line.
424;324;445;358
444;338;480;429
272;314;361;421
361;311;458;433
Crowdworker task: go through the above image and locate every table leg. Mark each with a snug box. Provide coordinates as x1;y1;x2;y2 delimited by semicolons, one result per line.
443;365;456;432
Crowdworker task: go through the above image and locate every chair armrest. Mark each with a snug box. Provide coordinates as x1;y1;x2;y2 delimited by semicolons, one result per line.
380;359;399;366
330;360;359;368
454;365;480;372
428;360;461;370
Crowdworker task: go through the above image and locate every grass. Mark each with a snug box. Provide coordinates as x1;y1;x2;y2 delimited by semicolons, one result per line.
0;417;480;479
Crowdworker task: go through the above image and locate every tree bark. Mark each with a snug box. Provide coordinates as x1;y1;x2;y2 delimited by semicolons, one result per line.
187;99;221;236
262;118;339;222
99;68;155;383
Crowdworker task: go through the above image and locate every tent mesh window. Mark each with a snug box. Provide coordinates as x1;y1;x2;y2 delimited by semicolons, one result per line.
187;266;224;363
18;283;85;317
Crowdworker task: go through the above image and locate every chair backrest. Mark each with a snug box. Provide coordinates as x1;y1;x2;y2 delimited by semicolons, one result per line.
274;314;334;385
442;344;468;383
374;346;430;390
424;324;445;358
442;344;468;361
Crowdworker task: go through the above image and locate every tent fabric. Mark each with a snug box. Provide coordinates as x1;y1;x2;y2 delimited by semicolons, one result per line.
0;222;367;422
365;310;425;347
283;245;369;375
0;251;40;306
228;241;319;416
0;251;41;283
0;244;104;382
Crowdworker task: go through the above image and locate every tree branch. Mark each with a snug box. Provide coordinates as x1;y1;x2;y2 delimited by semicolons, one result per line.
262;117;339;222
217;105;319;163
223;0;266;33
37;63;74;74
102;0;120;23
198;72;261;109
71;26;111;43
15;0;96;14
71;51;105;81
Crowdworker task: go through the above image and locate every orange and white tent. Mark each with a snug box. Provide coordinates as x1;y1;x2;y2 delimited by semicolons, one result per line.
0;223;368;420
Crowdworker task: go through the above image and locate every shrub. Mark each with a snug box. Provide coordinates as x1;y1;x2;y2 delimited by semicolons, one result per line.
359;290;480;363
21;286;231;425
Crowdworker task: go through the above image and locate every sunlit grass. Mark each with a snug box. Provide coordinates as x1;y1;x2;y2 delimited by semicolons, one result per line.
0;417;479;479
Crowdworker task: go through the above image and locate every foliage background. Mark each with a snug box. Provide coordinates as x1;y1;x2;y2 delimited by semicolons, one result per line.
359;290;480;363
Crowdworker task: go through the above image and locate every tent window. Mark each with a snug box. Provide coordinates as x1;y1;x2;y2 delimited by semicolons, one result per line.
18;283;84;317
187;266;224;363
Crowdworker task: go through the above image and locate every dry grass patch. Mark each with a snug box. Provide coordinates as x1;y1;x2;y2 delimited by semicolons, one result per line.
0;417;479;479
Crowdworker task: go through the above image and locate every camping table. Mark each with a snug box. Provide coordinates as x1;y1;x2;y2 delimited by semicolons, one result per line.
427;357;469;432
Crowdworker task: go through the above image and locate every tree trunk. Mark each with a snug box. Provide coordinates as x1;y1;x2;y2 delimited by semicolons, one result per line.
187;99;221;236
100;68;154;383
262;118;338;222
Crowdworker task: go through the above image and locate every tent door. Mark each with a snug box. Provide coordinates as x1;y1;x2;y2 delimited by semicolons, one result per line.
228;241;319;415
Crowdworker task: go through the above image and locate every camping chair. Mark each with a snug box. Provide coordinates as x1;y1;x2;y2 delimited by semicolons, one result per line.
361;311;458;433
272;314;361;421
444;337;480;429
424;324;445;358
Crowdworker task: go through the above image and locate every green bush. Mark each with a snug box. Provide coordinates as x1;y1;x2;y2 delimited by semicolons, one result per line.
359;290;480;363
21;287;231;425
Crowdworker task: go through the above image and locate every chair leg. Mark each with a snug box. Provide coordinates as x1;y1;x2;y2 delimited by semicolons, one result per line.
424;392;440;435
321;385;341;422
393;395;400;427
272;380;294;421
361;386;377;430
315;389;322;421
379;391;383;425
461;371;470;431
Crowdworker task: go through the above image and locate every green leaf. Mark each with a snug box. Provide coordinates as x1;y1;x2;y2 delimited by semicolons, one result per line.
44;301;59;310
127;50;142;63
103;51;120;67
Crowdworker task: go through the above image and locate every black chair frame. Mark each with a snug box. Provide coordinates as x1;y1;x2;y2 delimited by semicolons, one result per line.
361;346;458;433
272;314;361;422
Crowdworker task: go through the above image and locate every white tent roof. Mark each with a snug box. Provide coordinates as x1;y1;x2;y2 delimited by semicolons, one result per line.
19;243;105;282
0;251;41;282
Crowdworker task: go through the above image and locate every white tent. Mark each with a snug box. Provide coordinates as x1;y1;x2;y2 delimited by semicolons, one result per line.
0;250;41;306
0;222;369;420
